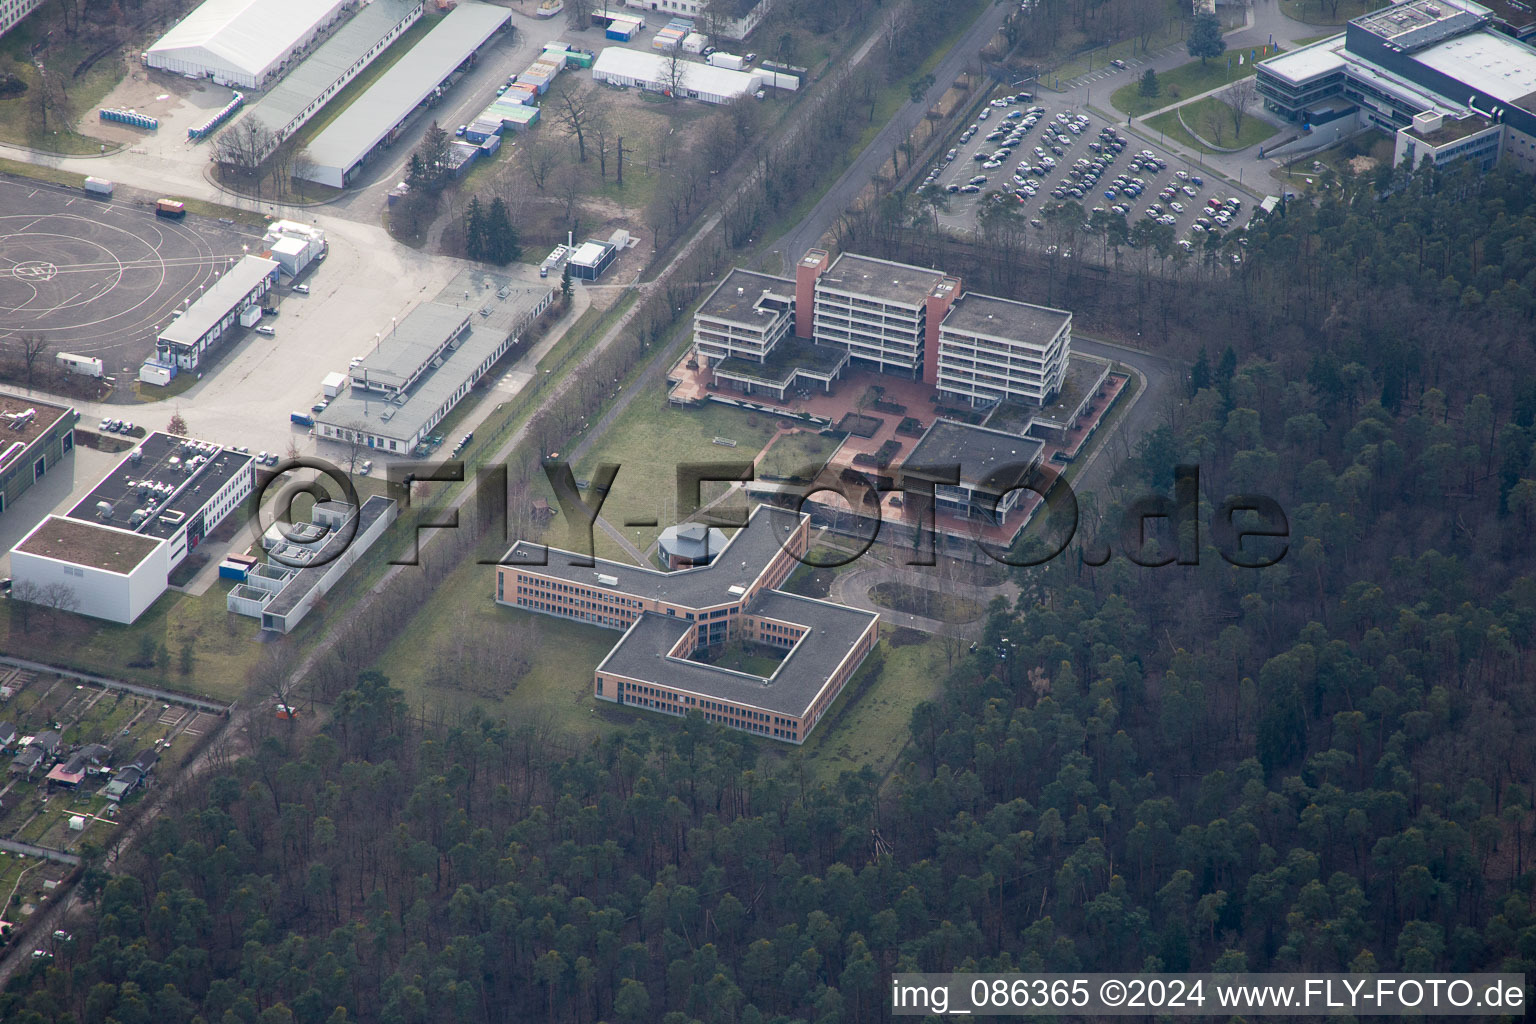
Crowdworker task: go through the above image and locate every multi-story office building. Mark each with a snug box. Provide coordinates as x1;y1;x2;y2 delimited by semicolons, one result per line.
495;504;880;744
801;250;959;379
932;292;1072;407
692;268;796;364
689;249;1076;411
0;0;41;39
1257;0;1536;173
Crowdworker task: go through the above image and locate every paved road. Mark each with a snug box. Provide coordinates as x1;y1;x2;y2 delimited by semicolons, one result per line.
761;0;1015;271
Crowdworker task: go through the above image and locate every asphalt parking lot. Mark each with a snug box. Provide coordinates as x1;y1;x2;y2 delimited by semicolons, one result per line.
925;93;1249;261
0;177;260;373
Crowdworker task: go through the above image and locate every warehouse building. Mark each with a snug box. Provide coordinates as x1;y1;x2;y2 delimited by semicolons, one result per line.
496;504;880;744
11;433;254;623
149;255;280;375
591;46;763;103
0;395;76;518
1257;0;1536;174
240;0;424;161
315;285;555;454
144;0;351;89
300;2;511;188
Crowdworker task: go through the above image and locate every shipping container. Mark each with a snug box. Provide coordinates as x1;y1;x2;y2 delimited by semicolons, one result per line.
239;306;262;328
708;52;745;70
683;32;709;54
155;199;186;218
83;176;114;197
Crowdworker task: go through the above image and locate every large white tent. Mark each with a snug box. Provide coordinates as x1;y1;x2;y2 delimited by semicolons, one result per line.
591;47;763;104
145;0;350;89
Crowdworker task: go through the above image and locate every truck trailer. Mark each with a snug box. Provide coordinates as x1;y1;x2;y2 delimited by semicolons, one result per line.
83;177;114;197
155;199;186;218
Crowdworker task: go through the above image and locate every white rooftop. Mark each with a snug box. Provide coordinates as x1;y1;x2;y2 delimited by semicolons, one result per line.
569;241;607;267
147;0;348;83
1258;35;1349;83
1413;29;1536;103
158;256;279;350
591;46;762;98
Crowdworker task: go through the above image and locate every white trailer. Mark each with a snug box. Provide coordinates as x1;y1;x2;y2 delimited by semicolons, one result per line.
239;306;262;328
56;352;104;377
708;51;744;70
683;32;708;54
83;177;114;197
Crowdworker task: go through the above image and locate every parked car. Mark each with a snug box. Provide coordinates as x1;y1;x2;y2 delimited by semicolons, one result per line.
360;460;373;475
1109;58;1127;69
256;325;276;336
455;125;467;137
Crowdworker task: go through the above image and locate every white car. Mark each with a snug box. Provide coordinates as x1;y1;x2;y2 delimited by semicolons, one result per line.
293;284;309;294
978;109;990;120
255;325;276;336
1169;202;1184;213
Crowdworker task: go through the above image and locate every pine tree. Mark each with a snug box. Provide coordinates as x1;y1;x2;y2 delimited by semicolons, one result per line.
561;261;573;303
464;196;486;261
484;197;520;265
1187;13;1225;66
1189;349;1210;396
1139;68;1160;98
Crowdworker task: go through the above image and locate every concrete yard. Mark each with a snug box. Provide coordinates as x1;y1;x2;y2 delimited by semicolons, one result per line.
0;176;260;372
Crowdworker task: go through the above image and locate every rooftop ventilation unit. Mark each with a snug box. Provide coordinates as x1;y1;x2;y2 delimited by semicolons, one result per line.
596;573;619;586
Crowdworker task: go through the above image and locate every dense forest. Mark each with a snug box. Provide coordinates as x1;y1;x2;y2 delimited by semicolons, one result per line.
5;166;1536;1024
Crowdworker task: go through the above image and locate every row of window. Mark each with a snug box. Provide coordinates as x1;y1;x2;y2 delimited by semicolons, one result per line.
600;676;802;739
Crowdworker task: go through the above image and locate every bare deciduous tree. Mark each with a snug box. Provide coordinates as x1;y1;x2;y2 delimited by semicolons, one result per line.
1203;102;1226;146
1228;77;1258;136
556;87;593;162
664;46;688;102
566;0;594;31
17;333;49;389
522;129;561;191
214;118;277;194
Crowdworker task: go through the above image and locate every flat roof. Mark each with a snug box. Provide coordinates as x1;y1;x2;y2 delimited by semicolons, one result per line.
306;2;510;178
1258;35;1349;84
1483;0;1536;31
66;432;252;541
817;252;945;306
904;418;1045;492
318;324;498;444
591;46;763;97
0;394;72;472
263;497;396;616
245;0;422;139
941;291;1070;344
147;0;348;80
1354;0;1489;48
697;268;795;325
504;504;805;609
597;590;877;717
352;301;472;391
1406;110;1498;141
15;516;161;575
157;256;279;349
1413;28;1536;102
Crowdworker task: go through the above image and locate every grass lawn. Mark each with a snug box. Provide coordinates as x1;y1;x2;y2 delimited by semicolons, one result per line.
544;399;780;562
1280;0;1387;25
1047;18;1193;84
0;13;124;154
1111;48;1283;117
0;158;83;188
790;628;948;783
373;549;623;742
1146;96;1278;152
756;429;843;482
0;582;257;703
